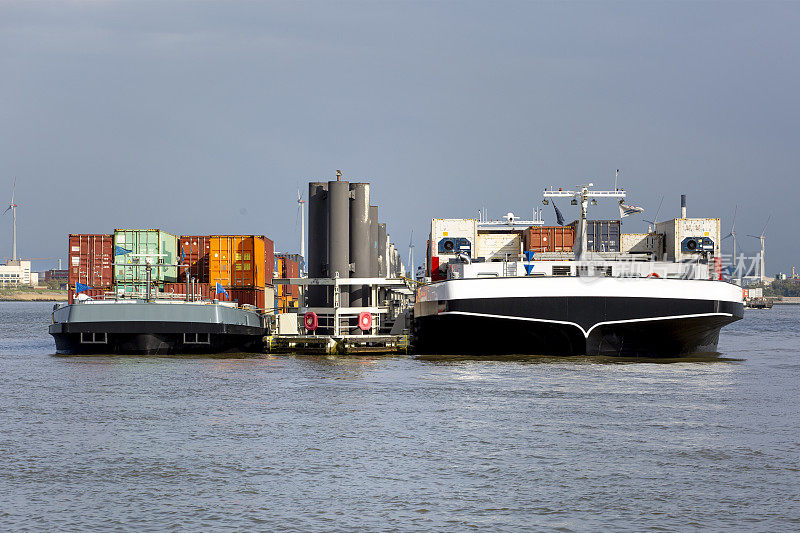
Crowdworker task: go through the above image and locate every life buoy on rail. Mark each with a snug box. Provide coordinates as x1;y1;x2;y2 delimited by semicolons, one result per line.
647;273;660;278
358;311;372;332
304;311;318;331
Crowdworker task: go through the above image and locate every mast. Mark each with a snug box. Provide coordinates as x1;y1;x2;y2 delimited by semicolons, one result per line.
542;183;625;261
297;189;306;274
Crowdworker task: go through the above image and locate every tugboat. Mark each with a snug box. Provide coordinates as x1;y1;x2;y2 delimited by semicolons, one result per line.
413;183;744;357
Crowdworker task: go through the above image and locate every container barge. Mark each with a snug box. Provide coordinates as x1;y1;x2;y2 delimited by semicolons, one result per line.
414;187;744;357
53;229;276;355
50;298;267;355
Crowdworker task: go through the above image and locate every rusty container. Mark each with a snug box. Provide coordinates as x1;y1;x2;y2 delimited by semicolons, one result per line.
522;226;575;253
162;282;211;300
68;234;114;289
178;235;211;282
67;287;107;304
222;287;266;309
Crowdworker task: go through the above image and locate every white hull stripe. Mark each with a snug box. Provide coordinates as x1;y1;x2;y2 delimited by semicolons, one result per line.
418;277;743;304
439;310;735;338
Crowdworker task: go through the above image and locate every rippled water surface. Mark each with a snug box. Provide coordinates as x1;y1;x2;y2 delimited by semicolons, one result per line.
1;301;799;531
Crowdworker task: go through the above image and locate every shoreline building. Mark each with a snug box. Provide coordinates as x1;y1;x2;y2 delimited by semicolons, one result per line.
0;259;37;288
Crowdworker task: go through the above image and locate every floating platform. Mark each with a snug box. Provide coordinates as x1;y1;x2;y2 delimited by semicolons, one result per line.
265;334;408;355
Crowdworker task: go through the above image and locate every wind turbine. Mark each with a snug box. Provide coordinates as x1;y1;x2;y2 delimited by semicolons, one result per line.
297;188;306;273
722;205;739;268
747;215;770;282
407;229;415;277
643;196;664;233
3;179;18;261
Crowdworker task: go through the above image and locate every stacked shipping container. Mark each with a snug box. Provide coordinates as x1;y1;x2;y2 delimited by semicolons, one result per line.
178;235;211;283
275;254;301;313
67;231;275;309
68;234;114;289
209;235;274;288
113;229;179;288
522;226;575;253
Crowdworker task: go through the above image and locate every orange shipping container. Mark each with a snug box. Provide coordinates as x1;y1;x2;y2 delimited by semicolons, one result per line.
522;226;575;253
209;235;267;288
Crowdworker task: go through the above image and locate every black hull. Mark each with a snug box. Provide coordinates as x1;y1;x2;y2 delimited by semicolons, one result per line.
49;321;266;355
413;296;743;357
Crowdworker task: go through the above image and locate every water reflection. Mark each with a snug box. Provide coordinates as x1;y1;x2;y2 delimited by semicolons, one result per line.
415;353;743;364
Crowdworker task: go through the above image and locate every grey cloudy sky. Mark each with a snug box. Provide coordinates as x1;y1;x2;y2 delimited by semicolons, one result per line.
2;1;798;274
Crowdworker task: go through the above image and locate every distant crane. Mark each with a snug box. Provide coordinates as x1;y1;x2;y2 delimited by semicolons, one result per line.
747;216;770;282
3;179;18;261
297;188;306;273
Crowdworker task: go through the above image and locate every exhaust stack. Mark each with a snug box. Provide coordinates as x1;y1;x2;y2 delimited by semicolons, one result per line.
681;194;687;219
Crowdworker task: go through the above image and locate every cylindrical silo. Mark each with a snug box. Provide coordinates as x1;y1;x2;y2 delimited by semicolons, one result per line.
377;223;387;278
389;243;396;278
369;206;379;277
349;183;370;307
327;180;350;306
307;182;328;307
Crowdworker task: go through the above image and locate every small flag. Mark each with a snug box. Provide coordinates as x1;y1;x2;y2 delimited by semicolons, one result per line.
181;246;186;261
215;282;229;299
75;282;92;294
619;201;645;218
114;245;132;256
553;202;565;226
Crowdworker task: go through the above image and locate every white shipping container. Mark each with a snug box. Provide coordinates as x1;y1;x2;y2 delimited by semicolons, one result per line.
430;218;478;259
655;218;721;262
621;233;664;256
477;232;522;261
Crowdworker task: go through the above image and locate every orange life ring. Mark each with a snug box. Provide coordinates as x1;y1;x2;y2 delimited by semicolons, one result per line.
647;273;660;278
304;311;318;331
358;311;372;331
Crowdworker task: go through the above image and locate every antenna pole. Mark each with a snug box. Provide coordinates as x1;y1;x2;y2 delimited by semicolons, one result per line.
298;191;306;273
408;229;414;275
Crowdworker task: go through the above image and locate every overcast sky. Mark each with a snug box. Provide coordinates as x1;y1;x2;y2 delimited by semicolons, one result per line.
2;1;798;275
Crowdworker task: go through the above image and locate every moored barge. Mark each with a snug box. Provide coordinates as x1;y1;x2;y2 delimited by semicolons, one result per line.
49;299;267;355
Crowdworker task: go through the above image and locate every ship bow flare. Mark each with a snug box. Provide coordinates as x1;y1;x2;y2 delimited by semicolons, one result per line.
413;277;743;357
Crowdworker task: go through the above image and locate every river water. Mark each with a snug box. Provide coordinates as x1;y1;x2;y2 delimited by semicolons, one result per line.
1;301;798;531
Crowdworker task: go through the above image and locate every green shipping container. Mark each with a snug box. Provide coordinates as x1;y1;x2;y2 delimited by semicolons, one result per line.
113;229;179;284
113;283;158;297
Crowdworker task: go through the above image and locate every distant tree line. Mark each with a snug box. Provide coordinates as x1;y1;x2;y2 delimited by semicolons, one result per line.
765;279;800;297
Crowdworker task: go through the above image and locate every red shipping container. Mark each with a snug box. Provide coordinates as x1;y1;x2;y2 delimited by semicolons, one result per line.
67;288;107;304
68;234;114;289
178;236;211;283
275;255;300;298
222;287;266;309
162;282;212;300
522;226;575;253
